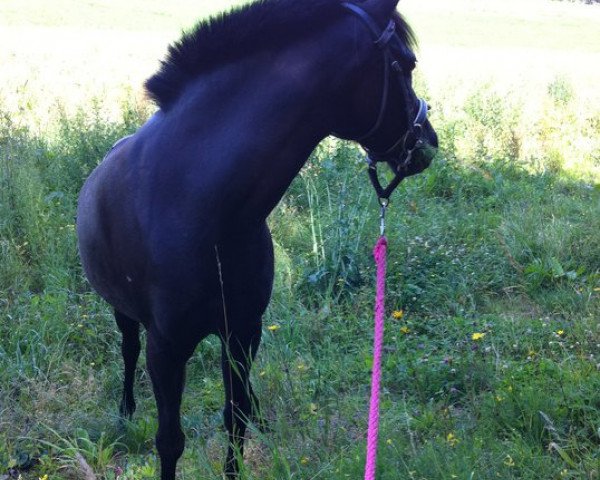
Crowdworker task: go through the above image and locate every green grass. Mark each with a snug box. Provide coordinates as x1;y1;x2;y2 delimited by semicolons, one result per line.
1;0;600;479
403;0;600;52
1;77;598;479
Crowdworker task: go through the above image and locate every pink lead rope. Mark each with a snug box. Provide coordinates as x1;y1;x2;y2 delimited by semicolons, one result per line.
365;234;388;480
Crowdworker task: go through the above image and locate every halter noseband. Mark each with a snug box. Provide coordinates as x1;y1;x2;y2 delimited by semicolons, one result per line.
341;2;431;200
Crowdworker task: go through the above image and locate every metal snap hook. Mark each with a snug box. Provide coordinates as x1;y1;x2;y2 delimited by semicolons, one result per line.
378;198;389;236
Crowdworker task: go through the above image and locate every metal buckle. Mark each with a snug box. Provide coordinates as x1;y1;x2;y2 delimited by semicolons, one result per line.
375;20;396;49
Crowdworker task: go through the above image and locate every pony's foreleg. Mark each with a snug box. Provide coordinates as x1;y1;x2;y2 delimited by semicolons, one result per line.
147;331;191;480
221;322;262;479
115;310;141;418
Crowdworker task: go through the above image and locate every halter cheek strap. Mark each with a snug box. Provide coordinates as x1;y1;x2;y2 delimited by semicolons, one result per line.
341;2;431;201
342;3;397;142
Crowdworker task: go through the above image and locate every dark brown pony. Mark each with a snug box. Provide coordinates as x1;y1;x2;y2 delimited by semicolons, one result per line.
77;0;437;477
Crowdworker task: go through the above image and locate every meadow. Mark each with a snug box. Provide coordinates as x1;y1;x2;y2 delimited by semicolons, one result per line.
1;1;599;479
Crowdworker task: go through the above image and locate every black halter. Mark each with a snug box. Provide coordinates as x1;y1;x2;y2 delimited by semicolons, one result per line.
341;2;430;200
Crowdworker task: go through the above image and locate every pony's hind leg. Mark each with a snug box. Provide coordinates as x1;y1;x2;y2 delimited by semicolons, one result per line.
115;310;141;418
218;222;274;477
221;322;262;478
146;329;194;480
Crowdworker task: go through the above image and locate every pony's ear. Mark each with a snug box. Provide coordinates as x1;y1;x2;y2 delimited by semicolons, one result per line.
357;0;400;24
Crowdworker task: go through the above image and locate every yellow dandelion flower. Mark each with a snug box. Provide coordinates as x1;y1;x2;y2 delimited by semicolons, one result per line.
392;310;404;320
471;332;486;341
300;456;309;465
39;476;49;480
556;330;565;336
386;438;393;445
267;324;280;332
446;432;459;447
400;326;411;334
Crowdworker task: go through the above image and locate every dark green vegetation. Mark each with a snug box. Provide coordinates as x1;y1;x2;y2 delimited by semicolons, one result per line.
1;74;599;479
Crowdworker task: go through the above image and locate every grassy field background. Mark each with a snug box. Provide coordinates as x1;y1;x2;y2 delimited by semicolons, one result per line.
1;0;599;479
2;0;599;118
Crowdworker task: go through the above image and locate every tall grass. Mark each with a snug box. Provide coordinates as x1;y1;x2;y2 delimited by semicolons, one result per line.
0;77;598;479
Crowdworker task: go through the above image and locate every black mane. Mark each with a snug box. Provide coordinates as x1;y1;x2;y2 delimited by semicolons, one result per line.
145;0;416;111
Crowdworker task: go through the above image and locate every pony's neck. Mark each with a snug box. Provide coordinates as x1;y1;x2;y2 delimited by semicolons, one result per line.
177;19;358;229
